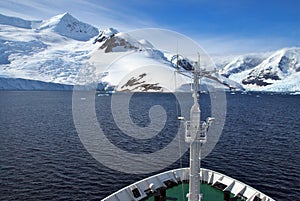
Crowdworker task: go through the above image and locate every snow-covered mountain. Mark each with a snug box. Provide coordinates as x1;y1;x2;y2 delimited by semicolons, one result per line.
0;13;99;88
0;13;299;92
219;53;269;78
1;13;240;92
89;30;243;92
219;48;300;92
37;13;99;41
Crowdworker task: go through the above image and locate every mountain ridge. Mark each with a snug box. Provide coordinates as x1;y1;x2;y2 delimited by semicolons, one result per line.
220;47;300;92
0;13;299;92
37;12;99;41
0;13;40;29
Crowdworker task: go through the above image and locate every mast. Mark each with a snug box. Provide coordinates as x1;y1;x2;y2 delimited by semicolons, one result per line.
184;54;214;201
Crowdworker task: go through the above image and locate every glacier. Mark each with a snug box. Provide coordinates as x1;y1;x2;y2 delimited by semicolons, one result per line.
0;77;73;90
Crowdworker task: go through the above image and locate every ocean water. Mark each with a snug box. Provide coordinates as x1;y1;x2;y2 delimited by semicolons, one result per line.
0;91;299;201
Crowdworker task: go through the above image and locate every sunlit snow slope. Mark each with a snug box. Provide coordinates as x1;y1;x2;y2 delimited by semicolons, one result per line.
219;48;300;92
0;13;299;92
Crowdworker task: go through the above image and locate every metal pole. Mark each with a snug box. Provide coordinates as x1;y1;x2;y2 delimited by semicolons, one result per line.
188;58;201;201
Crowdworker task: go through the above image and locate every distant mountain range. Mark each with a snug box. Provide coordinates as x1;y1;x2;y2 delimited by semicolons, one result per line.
0;13;299;92
219;48;300;92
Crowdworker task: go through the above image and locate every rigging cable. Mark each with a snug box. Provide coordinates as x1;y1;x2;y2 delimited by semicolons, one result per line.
174;42;185;201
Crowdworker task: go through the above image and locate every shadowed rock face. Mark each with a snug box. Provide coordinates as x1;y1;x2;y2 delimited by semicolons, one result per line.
278;55;297;73
120;73;162;92
242;78;271;86
171;55;194;71
242;68;281;86
178;59;193;71
99;36;138;53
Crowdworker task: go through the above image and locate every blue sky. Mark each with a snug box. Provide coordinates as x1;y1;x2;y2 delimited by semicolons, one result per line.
1;0;299;55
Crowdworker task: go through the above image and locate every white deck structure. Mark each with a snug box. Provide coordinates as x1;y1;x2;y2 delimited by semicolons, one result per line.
102;168;275;201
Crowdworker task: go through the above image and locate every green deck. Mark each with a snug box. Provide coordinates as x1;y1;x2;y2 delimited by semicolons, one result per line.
145;183;243;201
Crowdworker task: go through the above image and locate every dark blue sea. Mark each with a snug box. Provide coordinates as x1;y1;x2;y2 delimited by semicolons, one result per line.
0;91;299;201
